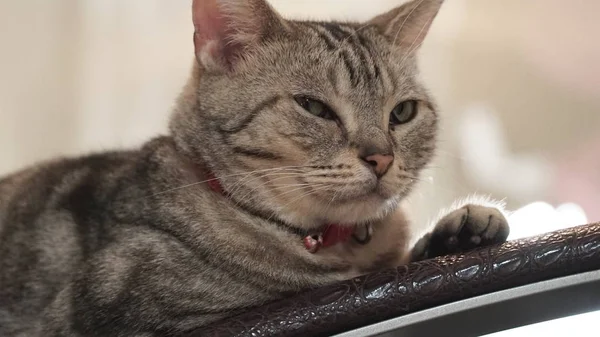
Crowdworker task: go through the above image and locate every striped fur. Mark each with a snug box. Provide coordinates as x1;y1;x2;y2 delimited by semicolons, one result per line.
0;0;446;336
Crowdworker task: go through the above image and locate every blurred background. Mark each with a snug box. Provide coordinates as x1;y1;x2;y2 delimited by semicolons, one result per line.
0;1;599;335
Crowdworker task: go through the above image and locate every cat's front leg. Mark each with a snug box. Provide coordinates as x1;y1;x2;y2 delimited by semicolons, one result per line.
410;199;510;261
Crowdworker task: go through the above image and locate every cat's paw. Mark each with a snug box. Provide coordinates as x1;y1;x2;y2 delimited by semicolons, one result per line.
426;204;510;257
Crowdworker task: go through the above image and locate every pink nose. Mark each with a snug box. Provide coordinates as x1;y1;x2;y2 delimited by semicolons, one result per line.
362;153;394;178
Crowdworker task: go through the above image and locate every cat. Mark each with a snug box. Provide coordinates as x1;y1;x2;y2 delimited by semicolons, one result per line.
0;0;509;336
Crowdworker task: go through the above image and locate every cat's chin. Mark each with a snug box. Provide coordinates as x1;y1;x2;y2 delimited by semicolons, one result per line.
270;180;409;229
294;193;401;227
295;183;406;224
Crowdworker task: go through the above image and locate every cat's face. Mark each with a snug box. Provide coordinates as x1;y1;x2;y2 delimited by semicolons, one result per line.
172;0;442;229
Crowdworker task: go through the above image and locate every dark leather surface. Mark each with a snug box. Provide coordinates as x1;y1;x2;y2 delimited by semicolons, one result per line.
187;223;600;337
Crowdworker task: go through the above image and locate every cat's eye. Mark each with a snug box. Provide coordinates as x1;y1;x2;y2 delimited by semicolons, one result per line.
294;96;336;120
390;100;418;126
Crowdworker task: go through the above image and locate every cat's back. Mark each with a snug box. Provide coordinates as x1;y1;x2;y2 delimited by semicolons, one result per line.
0;147;142;332
0;149;138;232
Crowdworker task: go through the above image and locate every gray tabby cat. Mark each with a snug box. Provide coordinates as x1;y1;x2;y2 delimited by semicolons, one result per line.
0;0;509;336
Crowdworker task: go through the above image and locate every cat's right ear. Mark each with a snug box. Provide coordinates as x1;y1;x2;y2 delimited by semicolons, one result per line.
192;0;288;72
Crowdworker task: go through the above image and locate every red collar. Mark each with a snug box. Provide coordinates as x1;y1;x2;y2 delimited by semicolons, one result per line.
205;172;356;253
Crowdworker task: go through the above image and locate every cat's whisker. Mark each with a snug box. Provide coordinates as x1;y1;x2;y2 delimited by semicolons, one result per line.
421;164;443;170
225;167;309;192
265;184;332;223
323;189;340;217
228;165;355;202
233;183;327;214
213;165;312;181
221;165;325;195
228;171;312;203
236;174;302;191
232;184;311;207
398;171;422;180
272;183;327;199
144;165;312;199
269;183;314;188
404;176;428;184
227;171;305;198
228;172;325;210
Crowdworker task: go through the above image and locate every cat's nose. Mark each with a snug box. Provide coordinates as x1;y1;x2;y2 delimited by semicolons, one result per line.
361;153;394;178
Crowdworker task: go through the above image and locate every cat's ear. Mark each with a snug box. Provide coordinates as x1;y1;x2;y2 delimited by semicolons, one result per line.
192;0;288;72
368;0;444;52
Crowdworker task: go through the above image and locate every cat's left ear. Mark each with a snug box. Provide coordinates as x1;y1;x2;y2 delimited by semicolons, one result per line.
367;0;444;52
192;0;289;72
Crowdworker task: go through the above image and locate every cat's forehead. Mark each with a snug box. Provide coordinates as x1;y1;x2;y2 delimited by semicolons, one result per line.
282;21;422;98
294;21;394;67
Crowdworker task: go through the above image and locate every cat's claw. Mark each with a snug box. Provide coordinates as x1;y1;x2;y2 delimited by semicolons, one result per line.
417;204;510;259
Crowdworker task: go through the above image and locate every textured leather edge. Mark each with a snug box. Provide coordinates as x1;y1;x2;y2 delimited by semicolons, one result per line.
186;223;600;337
